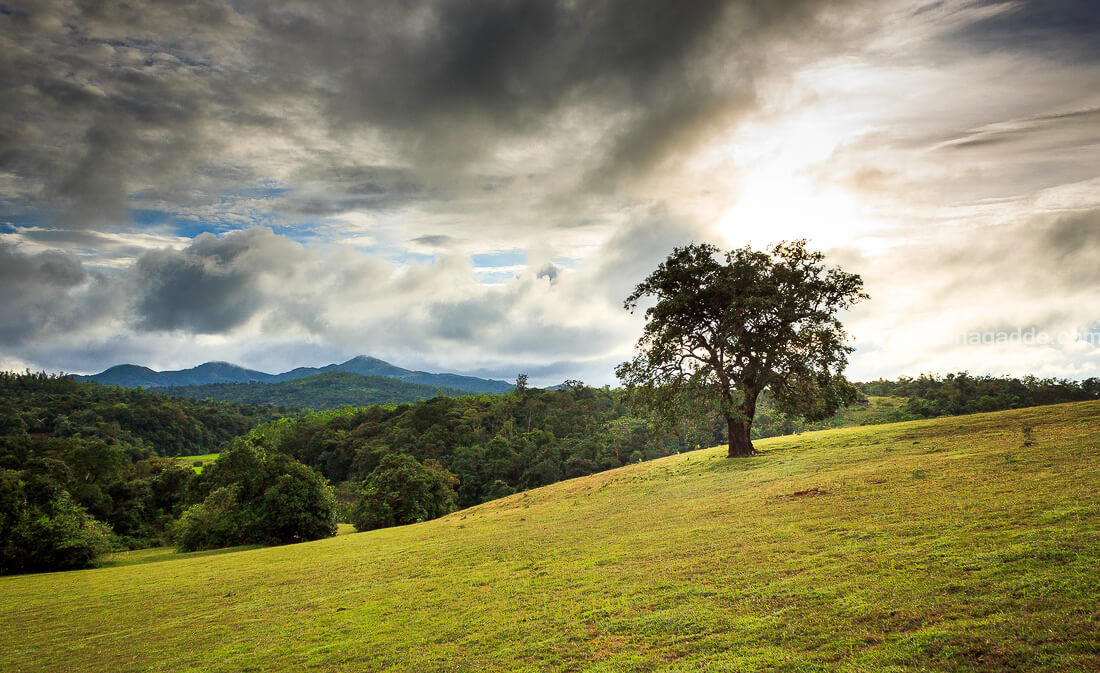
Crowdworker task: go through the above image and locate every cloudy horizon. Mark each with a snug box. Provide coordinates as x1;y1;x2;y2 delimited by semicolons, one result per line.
2;0;1098;386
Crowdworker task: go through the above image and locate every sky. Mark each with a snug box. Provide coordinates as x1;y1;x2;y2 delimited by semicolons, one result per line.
1;0;1098;386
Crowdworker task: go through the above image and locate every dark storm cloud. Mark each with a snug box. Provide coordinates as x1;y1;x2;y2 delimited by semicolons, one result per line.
592;207;709;303
1;0;868;228
0;243;85;287
131;227;299;333
427;298;507;341
877;207;1100;305
930;106;1100;197
254;0;861;187
1039;209;1100;274
949;0;1100;61
0;243;117;344
285;162;430;213
0;0;276;227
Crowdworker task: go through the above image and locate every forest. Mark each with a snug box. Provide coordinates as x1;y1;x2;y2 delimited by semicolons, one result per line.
0;372;284;573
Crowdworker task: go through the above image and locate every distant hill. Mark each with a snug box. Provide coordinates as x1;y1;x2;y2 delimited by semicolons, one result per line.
73;362;277;387
73;355;514;394
158;371;476;409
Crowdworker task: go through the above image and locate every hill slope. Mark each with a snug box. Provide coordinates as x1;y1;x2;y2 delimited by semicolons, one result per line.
158;371;476;409
2;401;1098;672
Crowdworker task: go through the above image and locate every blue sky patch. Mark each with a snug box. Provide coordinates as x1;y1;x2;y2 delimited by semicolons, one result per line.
472;249;526;268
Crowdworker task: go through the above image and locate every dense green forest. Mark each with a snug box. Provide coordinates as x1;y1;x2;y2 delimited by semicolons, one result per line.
158;371;475;409
0;371;284;456
0;372;289;572
236;386;701;511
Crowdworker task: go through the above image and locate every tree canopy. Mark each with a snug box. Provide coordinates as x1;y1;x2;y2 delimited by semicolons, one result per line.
174;442;337;551
616;240;868;457
350;453;458;531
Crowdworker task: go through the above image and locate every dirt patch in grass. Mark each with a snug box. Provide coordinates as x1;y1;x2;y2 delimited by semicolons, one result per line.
790;487;827;497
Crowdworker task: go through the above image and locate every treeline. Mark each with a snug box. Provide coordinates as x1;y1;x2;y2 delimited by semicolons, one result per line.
0;372;291;573
857;373;1100;419
0;371;285;456
237;385;720;512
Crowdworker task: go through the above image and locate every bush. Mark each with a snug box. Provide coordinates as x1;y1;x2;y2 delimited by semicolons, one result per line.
174;443;336;551
483;479;515;501
563;456;599;479
172;486;246;552
331;481;360;524
351;454;457;531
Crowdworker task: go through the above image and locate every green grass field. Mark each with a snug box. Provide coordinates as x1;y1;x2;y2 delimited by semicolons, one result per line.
174;453;220;474
3;401;1098;672
831;395;911;425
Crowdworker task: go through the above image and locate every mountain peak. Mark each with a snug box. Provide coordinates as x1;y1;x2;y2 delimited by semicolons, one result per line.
341;355;387;365
194;361;244;370
102;364;155;374
328;356;411;377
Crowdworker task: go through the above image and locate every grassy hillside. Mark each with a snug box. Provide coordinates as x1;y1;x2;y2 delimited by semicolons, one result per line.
158;371;474;409
2;401;1098;672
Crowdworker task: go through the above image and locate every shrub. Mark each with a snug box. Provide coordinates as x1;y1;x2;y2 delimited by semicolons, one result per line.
172;486;246;552
174;443;336;551
483;479;515;501
563;456;599;480
351;454;457;531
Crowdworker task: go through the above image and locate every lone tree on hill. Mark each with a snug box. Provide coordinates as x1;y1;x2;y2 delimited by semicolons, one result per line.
616;240;868;458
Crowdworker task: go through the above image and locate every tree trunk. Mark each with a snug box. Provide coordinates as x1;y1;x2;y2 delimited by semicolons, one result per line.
727;416;755;457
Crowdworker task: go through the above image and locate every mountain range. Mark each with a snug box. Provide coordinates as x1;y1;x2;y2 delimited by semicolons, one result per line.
72;356;514;394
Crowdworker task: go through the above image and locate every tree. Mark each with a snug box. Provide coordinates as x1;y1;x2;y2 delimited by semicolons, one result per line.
350;454;457;531
615;240;867;457
172;486;246;552
0;468;112;575
174;442;336;551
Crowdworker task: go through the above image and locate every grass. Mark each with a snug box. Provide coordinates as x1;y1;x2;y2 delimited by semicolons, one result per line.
100;544;263;568
795;395;914;432
99;526;358;569
174;453;220;474
833;395;912;425
2;401;1098;672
